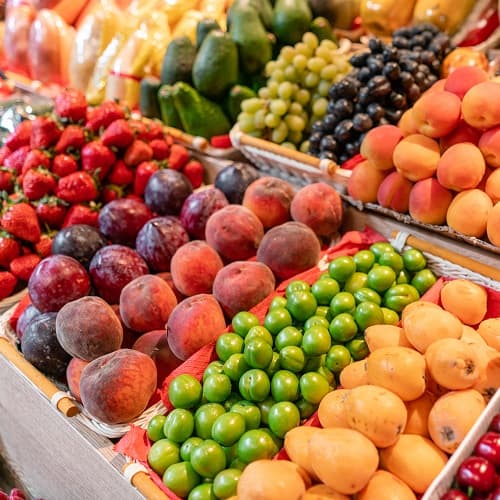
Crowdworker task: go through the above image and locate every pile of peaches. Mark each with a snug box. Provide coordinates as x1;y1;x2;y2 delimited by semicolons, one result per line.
347;65;500;247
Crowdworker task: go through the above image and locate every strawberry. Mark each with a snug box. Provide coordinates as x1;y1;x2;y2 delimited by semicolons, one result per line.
54;125;86;154
56;171;98;204
150;139;170;160
107;159;134;185
10;253;41;281
5;120;32;150
81;140;116;180
62;203;100;227
0;146;12;164
0;168;15;192
133;160;159;196
30;116;62;149
34;233;53;258
86;101;125;133
35;196;67;229
1;202;41;243
4;145;30;174
54;88;88;123
128;119;148;138
22;149;51;175
139;120;165;141
52;154;78;178
22;168;57;201
0;271;17;299
124;140;153;167
101;119;134;149
168;144;190;171
182;160;204;189
101;184;124;204
0;231;21;268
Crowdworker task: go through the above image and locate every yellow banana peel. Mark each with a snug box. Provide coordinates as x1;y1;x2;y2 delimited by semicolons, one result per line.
172;10;204;42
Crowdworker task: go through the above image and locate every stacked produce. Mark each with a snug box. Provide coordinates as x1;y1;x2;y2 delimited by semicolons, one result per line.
347;68;500;247
231;279;500;499
308;23;453;163
0;88;201;301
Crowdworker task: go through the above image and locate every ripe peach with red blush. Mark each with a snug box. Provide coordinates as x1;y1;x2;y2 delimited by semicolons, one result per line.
408;178;453;225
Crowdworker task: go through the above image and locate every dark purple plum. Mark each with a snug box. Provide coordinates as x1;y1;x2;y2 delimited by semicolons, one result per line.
89;245;149;304
135;216;189;272
51;224;107;269
21;312;71;379
28;255;91;313
98;198;153;246
15;304;41;341
144;169;193;215
214;162;259;204
180;187;229;239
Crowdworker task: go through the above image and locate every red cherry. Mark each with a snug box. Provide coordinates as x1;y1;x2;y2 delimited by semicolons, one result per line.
490;414;500;433
441;489;469;500
457;456;496;492
475;432;500;467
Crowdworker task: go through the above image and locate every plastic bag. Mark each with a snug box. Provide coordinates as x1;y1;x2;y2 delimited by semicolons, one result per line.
28;9;75;85
4;4;36;76
105;11;170;107
69;0;121;91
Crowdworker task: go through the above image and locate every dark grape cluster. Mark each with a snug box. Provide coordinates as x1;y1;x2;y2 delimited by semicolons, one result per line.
308;23;454;164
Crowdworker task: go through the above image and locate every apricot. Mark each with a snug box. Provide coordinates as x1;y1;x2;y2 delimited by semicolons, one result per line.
486;201;500;246
360;125;403;170
242;176;295;229
446;189;493;238
440;279;488;325
436;142;485;191
485;169;500;203
479;125;500;168
205;204;264;262
443;66;489;100
408;178;453;225
56;296;123;361
347;160;387;203
290;182;343;239
462;81;500;130
66;357;89;403
412;90;462;138
393;134;440;181
377;171;413;213
170;241;223;296
213;261;275;319
80;349;157;424
398;109;418;137
440;119;481;152
256;221;321;281
166;294;226;360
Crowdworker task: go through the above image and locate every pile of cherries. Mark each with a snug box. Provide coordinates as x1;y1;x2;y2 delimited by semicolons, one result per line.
442;414;500;500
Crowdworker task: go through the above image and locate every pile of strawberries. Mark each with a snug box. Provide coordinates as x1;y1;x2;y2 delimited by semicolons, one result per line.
0;89;203;300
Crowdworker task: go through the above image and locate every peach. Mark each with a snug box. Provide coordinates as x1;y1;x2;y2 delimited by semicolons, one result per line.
377;171;413;213
443;66;489;100
110;304;140;349
132;330;183;386
119;274;178;333
156;272;186;303
462;81;500;130
398;109;418;137
479;125;500;168
393;134;441;181
347;160;388;203
440;119;481;152
360;125;403;170
485;168;500;203
80;349;157;424
409;178;453;225
436;142;486;191
66;358;89;403
426;79;446;94
486;202;500;246
446;189;493;238
205;204;264;262
213;261;276;319
290;183;343;239
56;296;123;361
170;241;223;296
242;176;295;229
166;294;226;360
442;48;489;78
412;90;462;138
256;221;321;281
